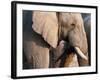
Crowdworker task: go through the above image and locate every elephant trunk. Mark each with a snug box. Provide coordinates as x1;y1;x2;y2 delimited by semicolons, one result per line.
67;14;89;66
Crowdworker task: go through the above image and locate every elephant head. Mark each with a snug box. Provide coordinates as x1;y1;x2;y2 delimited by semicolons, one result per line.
32;11;89;67
58;13;89;66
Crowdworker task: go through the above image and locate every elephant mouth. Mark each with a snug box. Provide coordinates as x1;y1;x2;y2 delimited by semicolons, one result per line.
60;40;88;61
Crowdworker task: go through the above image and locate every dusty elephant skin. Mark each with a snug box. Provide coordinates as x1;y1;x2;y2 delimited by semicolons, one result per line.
23;11;89;69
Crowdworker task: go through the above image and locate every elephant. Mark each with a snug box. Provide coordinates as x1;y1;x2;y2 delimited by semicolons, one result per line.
23;11;89;69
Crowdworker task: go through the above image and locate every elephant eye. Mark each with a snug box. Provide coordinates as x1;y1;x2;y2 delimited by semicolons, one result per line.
71;23;75;29
71;23;75;26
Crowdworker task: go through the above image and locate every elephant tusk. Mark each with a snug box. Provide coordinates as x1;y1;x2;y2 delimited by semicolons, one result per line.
75;47;88;61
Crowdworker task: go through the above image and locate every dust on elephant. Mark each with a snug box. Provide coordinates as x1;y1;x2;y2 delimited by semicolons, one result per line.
23;11;89;69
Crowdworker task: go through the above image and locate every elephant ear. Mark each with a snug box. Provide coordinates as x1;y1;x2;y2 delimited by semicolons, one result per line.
32;11;58;48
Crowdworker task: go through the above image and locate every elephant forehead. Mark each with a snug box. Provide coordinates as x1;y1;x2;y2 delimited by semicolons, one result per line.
59;13;76;27
60;13;74;22
60;13;82;25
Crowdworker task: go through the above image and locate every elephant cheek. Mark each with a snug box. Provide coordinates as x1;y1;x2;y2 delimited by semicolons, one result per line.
68;30;89;66
68;29;88;54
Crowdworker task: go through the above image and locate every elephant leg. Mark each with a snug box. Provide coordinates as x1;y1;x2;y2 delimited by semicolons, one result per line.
24;41;50;69
23;50;33;69
23;30;50;69
31;43;49;68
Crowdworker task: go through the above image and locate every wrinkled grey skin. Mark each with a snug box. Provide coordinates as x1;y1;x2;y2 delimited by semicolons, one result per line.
23;11;89;69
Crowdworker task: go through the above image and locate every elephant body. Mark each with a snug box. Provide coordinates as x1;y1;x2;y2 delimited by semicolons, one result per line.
23;11;50;69
23;11;89;69
23;31;50;68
